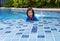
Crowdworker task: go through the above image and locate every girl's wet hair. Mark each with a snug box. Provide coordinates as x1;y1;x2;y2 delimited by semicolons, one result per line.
26;8;34;17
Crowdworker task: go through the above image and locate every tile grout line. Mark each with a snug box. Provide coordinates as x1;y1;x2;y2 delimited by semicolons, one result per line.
0;27;7;41
18;23;30;41
36;23;39;41
36;22;38;41
50;19;58;41
48;19;56;41
2;20;18;41
27;23;33;41
8;22;24;41
2;26;18;41
2;20;11;41
10;27;20;41
54;19;60;33
42;19;46;41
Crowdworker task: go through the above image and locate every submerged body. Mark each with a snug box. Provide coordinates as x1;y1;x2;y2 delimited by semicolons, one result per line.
26;16;38;21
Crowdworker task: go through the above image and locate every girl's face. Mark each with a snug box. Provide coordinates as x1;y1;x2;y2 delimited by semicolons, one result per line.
28;10;33;18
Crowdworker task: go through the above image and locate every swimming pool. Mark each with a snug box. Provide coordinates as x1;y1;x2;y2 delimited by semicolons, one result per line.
0;9;60;41
0;9;60;20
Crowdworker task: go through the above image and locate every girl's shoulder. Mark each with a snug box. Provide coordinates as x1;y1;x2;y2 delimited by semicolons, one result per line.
34;16;39;21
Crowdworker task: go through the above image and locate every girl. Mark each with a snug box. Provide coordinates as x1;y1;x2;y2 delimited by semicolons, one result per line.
26;8;38;21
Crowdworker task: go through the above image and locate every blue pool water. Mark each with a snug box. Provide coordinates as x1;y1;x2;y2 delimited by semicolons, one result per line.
0;9;60;41
0;9;60;20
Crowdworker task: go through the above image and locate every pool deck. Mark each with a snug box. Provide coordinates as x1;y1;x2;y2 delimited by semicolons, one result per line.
0;7;60;12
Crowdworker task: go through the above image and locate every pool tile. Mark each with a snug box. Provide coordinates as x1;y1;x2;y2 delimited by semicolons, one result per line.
59;30;60;32
33;24;38;25
6;27;11;29
38;35;45;38
31;26;37;33
5;31;11;33
39;22;43;24
38;25;43;27
48;22;52;23
8;23;13;26
44;23;48;24
43;20;47;22
55;24;60;26
20;38;28;41
51;28;57;31
16;32;22;35
45;30;51;33
16;27;21;28
0;28;4;30
22;35;29;38
19;24;23;25
19;29;25;31
23;25;27;27
44;27;50;29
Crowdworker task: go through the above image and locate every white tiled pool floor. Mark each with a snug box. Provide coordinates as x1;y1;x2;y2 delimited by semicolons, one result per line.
0;19;60;41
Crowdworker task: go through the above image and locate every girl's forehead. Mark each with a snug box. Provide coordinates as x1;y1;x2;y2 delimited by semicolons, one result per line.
28;10;32;11
28;10;33;12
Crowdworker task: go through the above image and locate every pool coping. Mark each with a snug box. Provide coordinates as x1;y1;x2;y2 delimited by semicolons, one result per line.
0;7;60;12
